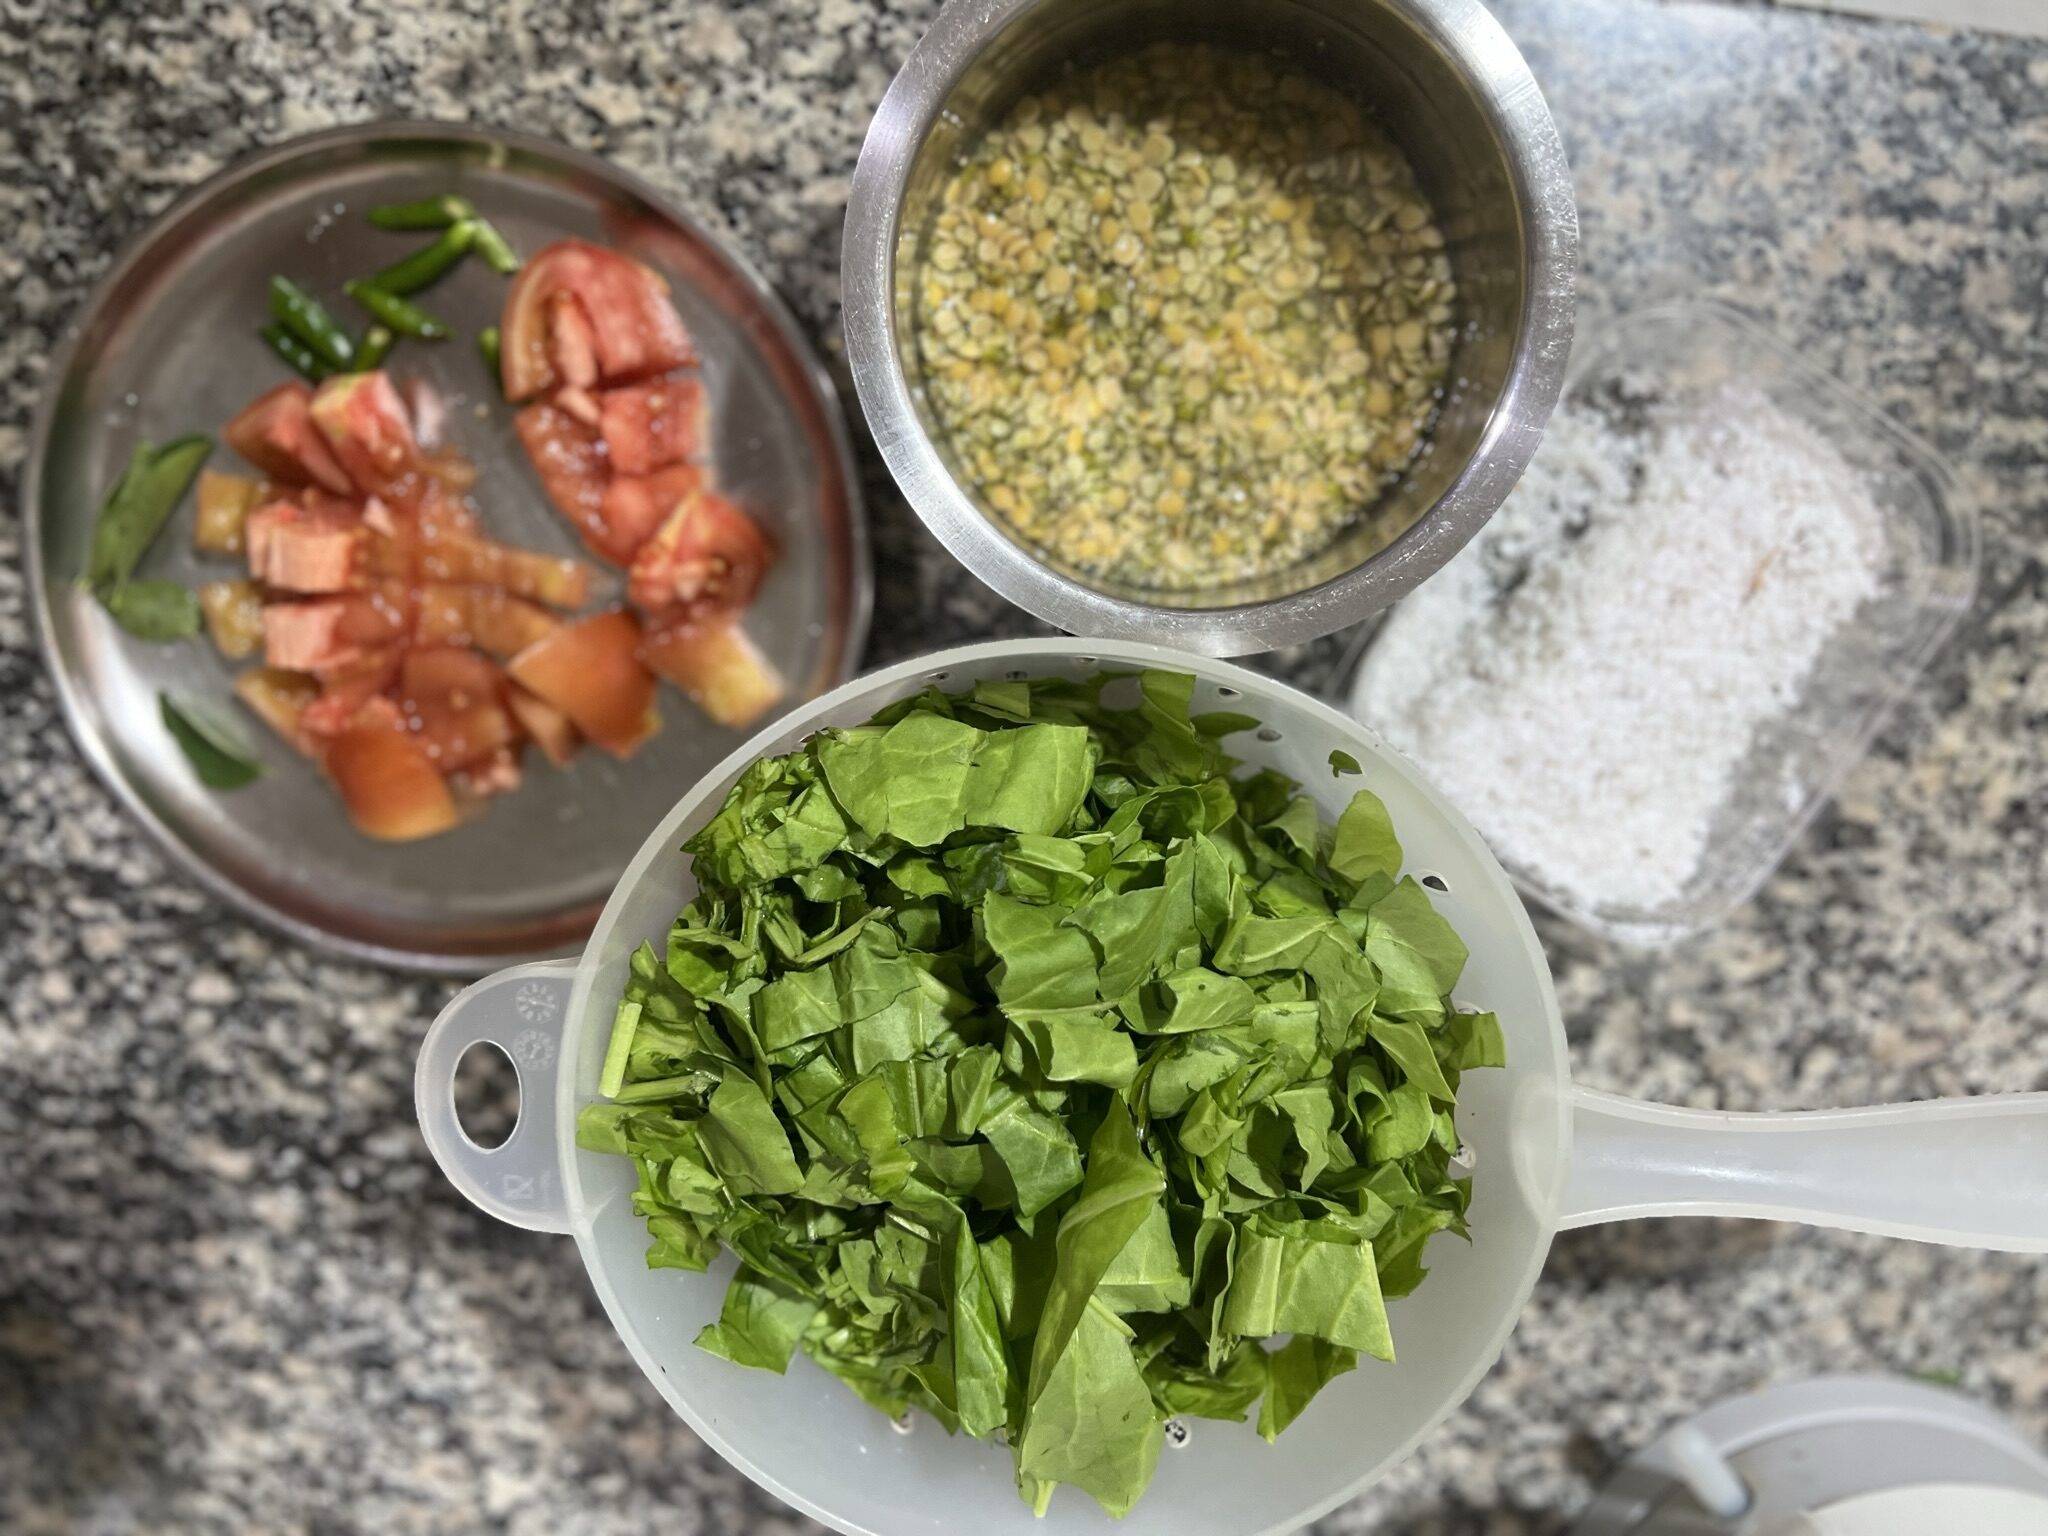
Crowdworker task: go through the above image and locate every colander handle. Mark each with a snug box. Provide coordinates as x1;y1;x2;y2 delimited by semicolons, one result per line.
414;959;577;1235
1562;1085;2048;1252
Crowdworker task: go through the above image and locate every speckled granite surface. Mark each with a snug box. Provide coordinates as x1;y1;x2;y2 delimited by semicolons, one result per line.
4;2;2047;1533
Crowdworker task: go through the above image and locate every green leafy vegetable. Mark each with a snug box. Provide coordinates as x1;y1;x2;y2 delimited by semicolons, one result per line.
1329;749;1362;777
577;671;1501;1517
84;436;212;595
160;693;262;789
101;579;201;640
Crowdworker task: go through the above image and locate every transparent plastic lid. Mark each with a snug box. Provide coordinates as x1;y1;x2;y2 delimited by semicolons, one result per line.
1351;300;1977;945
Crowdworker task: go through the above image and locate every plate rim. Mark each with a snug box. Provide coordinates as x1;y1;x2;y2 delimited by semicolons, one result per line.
23;117;873;975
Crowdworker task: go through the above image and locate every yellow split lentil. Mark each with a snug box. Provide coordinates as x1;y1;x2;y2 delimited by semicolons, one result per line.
912;42;1459;591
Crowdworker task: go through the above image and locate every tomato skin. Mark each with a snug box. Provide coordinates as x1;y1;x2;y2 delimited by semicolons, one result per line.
225;382;354;495
508;609;660;758
626;488;775;617
324;715;462;842
638;616;784;731
500;241;696;402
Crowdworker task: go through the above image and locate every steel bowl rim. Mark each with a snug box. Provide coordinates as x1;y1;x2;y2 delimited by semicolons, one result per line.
842;0;1577;656
24;117;873;975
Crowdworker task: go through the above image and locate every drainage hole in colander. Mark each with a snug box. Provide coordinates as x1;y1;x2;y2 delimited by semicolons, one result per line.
927;671;950;683
1217;685;1240;698
453;1041;519;1150
891;1411;916;1436
1164;1419;1193;1449
1448;1144;1478;1174
1005;669;1027;680
1256;727;1282;743
1421;873;1451;894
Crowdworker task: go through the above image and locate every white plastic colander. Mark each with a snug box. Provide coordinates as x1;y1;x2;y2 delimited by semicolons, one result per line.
416;639;2048;1536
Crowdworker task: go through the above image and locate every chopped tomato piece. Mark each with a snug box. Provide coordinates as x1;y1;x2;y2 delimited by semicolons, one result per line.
640;617;785;731
263;600;357;672
599;464;703;566
500;241;696;401
513;403;617;561
507;609;659;758
505;684;579;766
195;470;263;555
599;378;705;476
310;372;423;499
396;647;519;771
246;501;362;593
414;529;592;609
626;488;775;616
412;583;561;657
262;591;409;671
225;382;353;495
198;580;265;660
451;746;524;802
324;715;461;842
233;667;319;749
296;648;404;741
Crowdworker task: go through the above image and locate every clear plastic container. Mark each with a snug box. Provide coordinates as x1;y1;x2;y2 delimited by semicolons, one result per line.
1351;300;1978;945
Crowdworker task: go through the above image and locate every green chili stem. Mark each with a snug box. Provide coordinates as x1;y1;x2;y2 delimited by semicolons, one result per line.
268;276;355;369
477;325;502;382
353;324;397;370
468;217;521;274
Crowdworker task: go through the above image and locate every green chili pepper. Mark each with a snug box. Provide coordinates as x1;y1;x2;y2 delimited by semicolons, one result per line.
468;217;521;274
366;222;476;296
477;325;502;380
366;194;476;231
344;280;450;340
354;324;396;370
259;322;333;383
269;276;355;369
84;435;214;593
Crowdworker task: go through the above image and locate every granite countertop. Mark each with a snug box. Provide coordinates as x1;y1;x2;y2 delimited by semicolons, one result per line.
5;1;2047;1532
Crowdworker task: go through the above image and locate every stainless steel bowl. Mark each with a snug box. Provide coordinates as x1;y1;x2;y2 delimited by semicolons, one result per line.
843;0;1577;656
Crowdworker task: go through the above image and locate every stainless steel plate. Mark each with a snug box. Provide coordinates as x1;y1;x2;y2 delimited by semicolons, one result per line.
26;122;871;973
